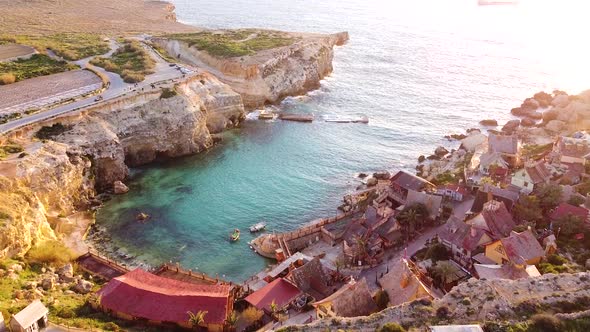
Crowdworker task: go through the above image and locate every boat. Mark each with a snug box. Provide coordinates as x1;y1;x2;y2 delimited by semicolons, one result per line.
249;221;267;233
230;229;240;242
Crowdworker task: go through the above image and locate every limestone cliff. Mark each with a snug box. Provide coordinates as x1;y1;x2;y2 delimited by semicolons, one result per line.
0;73;244;257
53;72;244;190
154;31;349;109
0;142;94;257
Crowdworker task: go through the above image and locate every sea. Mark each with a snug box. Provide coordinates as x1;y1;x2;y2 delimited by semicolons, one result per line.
95;0;588;281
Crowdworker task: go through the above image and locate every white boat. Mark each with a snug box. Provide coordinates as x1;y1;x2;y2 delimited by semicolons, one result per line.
249;221;267;233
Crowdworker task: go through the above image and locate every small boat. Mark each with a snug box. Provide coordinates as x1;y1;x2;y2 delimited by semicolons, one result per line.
249;221;267;233
230;229;240;242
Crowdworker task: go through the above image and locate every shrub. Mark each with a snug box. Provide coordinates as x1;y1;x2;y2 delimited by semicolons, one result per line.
374;289;390;310
529;313;562;332
56;307;75;318
436;306;450;319
26;240;75;266
376;322;406;332
546;254;568;266
568;195;585;206
0;73;16;85
160;87;177;99
240;306;264;326
103;322;120;331
34;123;72;140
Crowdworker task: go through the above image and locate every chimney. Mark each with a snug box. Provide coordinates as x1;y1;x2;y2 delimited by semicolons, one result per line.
487;189;493;203
470;227;477;237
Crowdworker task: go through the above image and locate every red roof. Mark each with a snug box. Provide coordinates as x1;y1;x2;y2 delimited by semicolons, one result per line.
500;230;544;264
97;269;231;325
550;203;589;222
245;278;302;311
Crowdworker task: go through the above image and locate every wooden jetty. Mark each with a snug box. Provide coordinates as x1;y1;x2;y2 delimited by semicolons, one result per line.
76;251;130;281
279;113;314;122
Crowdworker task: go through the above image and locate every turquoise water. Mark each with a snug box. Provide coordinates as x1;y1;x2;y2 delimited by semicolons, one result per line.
96;0;588;281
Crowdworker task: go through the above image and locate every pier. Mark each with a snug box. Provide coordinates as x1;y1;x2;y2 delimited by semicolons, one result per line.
279;113;314;122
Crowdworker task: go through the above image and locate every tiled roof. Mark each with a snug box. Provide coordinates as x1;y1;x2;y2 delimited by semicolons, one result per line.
245;278;302;312
313;278;378;317
378;259;434;307
525;161;551;184
391;170;435;192
289;257;332;300
440;219;491;252
488;134;518;154
550;203;589;221
499;230;544;265
479;152;508;169
97;269;231;325
468;200;516;239
471;184;520;213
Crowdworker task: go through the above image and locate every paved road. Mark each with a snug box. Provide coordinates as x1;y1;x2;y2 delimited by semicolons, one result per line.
0;39;191;135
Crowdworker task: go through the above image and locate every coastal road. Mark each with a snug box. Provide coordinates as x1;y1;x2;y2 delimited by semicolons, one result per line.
0;38;192;135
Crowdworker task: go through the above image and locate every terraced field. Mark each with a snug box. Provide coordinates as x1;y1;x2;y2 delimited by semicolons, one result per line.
0;70;102;119
0;44;35;62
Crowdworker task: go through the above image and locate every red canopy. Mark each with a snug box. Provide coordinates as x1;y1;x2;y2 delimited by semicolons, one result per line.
97;269;231;325
245;278;302;311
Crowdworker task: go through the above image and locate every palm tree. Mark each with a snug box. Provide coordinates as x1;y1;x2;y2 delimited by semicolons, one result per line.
225;311;238;331
432;261;455;291
187;310;207;331
398;208;419;239
353;234;369;264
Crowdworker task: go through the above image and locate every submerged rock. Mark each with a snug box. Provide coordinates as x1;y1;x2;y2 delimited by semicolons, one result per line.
479;119;498;126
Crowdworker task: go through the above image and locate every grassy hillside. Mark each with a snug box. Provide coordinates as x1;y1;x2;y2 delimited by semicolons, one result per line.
0;54;78;84
166;30;296;58
0;34;110;60
90;40;155;83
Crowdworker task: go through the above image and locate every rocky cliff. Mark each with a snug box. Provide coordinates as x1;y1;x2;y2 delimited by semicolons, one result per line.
287;272;590;331
154;31;349;109
0;73;244;258
0;142;94;258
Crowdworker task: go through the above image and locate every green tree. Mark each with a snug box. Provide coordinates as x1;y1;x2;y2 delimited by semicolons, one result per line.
568;195;585;207
425;243;450;263
374;289;390;310
225;311;238;331
529;313;562;332
398;203;428;239
513;195;543;224
537;183;563;213
187;310;207;331
431;261;455;288
377;322;406;332
240;307;264;327
554;214;584;237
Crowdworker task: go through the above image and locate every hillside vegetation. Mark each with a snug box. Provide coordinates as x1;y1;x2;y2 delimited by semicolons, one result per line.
90;40;155;83
166;30;296;58
0;54;78;84
0;34;109;60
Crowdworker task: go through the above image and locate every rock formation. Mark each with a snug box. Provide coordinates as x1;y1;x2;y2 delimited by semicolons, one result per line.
154;31;349;109
0;73;245;258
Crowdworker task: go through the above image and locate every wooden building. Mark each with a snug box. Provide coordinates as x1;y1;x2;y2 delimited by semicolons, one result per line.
9;300;48;332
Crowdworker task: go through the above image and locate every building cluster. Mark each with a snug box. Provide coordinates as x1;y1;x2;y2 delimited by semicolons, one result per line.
7;132;590;332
